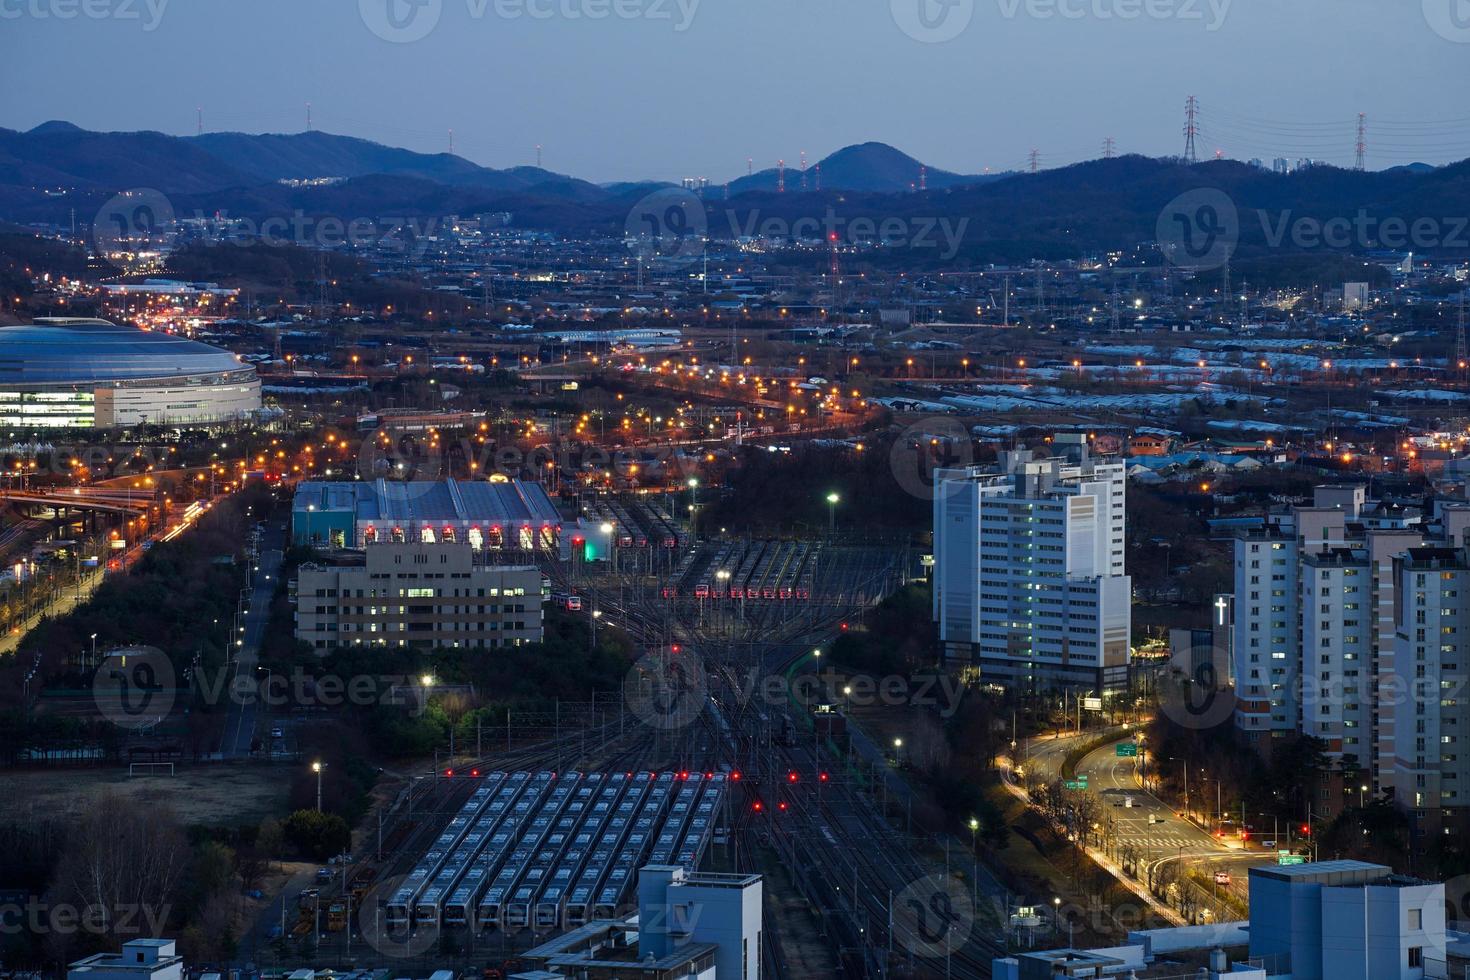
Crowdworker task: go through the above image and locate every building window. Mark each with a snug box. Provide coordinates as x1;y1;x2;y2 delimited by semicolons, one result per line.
1408;947;1423;968
1408;909;1422;930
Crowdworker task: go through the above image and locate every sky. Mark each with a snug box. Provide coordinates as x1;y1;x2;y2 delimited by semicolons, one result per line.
3;0;1469;183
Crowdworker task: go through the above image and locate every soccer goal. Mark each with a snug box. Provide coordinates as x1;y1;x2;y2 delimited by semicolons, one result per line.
128;762;176;777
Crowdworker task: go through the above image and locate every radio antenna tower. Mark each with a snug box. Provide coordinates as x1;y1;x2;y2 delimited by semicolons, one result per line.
1028;149;1040;174
777;159;785;194
747;157;753;177
197;107;203;136
536;144;543;168
306;102;312;132
1183;96;1199;163
814;162;822;192
1103;137;1115;159
800;150;808;192
448;129;454;154
919;164;927;192
1355;113;1367;171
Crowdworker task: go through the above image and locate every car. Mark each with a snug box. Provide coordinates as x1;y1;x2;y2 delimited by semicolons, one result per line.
315;868;334;881
270;727;284;739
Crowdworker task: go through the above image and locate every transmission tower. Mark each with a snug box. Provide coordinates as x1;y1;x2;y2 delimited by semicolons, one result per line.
1028;149;1041;174
800;150;808;192
814;162;822;192
919;164;927;192
829;234;841;315
1103;137;1116;159
1355;113;1367;171
777;159;785;194
1183;96;1199;163
197;106;203;136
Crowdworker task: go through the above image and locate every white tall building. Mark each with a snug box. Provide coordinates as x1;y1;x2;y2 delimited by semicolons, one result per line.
1223;488;1470;832
933;436;1131;690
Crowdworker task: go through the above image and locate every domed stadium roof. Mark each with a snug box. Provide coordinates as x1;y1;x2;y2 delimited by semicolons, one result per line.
0;318;248;387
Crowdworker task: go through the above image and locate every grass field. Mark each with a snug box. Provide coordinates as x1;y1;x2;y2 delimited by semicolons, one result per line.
0;763;291;826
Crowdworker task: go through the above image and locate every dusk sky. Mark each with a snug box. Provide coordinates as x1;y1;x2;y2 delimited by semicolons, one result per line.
4;0;1469;182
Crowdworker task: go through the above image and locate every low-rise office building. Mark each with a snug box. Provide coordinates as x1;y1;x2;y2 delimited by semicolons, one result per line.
294;542;544;651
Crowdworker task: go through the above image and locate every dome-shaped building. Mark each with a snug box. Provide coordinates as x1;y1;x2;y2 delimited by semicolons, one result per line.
0;318;260;428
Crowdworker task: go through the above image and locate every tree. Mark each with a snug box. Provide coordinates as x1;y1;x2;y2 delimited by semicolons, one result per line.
45;795;187;959
282;810;351;861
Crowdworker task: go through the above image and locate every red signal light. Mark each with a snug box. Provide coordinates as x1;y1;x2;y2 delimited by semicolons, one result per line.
731;771;741;781
819;772;829;782
787;771;799;783
840;622;849;631
672;644;681;653
752;801;764;812
470;768;480;778
778;801;788;812
679;771;689;780
444;769;454;777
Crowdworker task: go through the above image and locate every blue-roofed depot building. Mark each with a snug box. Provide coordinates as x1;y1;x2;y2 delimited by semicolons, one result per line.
291;478;564;553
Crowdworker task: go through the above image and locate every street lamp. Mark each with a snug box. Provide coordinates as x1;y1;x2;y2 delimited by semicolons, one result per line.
826;492;839;533
312;761;326;812
1359;784;1369;808
893;736;903;765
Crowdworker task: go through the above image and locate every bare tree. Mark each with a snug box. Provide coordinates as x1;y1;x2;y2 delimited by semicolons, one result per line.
45;794;187;957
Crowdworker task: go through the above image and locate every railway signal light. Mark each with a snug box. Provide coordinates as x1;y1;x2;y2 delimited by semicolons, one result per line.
752;801;764;813
731;771;741;781
778;801;788;812
444;769;454;777
470;768;480;778
787;771;799;783
818;772;829;782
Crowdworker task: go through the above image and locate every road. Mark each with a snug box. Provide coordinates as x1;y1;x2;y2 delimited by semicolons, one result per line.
220;522;285;758
1071;737;1265;911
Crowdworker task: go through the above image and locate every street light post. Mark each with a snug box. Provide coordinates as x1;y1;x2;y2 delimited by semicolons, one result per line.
312;761;326;812
826;492;839;535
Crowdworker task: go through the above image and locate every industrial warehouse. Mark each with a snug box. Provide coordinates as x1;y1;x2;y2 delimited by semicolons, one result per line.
0;317;261;428
291;479;564;552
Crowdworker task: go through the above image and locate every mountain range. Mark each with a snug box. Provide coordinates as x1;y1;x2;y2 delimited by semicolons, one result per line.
0;122;1466;263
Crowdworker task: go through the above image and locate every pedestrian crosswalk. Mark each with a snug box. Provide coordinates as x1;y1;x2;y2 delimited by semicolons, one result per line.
1112;833;1203;851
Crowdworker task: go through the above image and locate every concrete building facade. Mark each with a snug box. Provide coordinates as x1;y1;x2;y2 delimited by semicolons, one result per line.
933;436;1130;690
294;542;544;651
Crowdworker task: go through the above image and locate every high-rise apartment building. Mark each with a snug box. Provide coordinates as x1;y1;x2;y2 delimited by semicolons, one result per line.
932;435;1131;690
